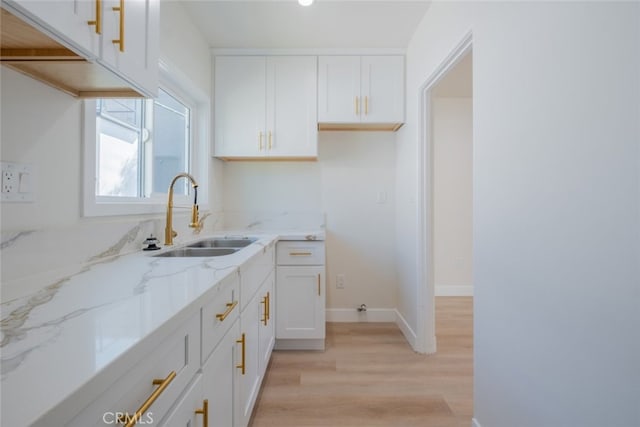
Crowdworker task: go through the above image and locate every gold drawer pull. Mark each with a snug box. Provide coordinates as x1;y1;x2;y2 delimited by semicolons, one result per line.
289;252;312;256
355;96;359;115
236;333;246;375
266;292;270;321
112;0;125;52
216;301;238;321
365;96;369;115
87;0;102;34
261;295;268;326
120;371;176;427
195;399;209;427
317;273;321;296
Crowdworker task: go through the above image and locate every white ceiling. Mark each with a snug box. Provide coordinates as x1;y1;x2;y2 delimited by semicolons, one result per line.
181;0;431;49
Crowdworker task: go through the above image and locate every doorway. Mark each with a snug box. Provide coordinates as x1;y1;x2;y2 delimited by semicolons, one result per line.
416;34;472;354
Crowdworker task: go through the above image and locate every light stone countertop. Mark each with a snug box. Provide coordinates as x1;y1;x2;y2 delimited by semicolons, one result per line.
0;230;322;427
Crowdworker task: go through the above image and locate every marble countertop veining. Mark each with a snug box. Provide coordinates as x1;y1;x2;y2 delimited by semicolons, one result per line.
0;231;303;427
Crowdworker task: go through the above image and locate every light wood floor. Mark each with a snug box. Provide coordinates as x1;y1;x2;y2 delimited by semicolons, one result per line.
249;297;473;427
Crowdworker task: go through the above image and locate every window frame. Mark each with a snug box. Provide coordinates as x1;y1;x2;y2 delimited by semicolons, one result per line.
83;63;210;217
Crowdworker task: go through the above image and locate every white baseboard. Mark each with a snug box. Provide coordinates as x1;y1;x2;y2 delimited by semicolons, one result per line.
394;309;417;350
326;308;397;322
435;283;473;296
274;339;325;351
471;418;482;427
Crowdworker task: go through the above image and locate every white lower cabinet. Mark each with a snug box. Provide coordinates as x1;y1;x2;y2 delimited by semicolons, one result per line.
237;287;262;427
237;270;275;427
59;241;278;427
258;271;275;374
199;245;276;427
202;318;240;427
159;375;206;427
276;266;325;340
275;241;326;350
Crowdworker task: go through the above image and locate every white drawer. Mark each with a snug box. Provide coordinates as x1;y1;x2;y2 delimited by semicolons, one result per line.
201;270;240;364
68;313;200;427
240;243;275;311
277;241;325;266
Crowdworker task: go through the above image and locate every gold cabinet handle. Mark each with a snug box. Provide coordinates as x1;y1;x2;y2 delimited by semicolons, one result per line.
268;131;272;150
216;301;238;322
289;252;312;256
112;0;124;52
195;399;209;427
261;295;268;326
258;131;263;151
119;371;176;427
236;333;246;375
355;96;360;115
266;291;270;321
365;96;369;115
87;0;102;34
317;273;321;296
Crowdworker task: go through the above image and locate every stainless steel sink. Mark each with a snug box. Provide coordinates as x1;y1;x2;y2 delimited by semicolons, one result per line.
153;247;239;258
153;237;258;258
186;237;257;249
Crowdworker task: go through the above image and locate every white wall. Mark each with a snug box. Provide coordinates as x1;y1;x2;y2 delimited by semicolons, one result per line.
397;2;640;426
223;131;397;312
433;97;473;296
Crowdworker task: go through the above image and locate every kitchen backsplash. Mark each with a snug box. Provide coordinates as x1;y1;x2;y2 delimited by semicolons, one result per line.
0;210;324;301
0;211;221;298
222;211;325;232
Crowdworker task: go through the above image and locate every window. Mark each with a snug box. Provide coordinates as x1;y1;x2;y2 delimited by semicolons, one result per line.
96;88;190;198
84;71;209;217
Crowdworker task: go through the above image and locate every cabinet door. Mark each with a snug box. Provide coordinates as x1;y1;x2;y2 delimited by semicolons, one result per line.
258;271;275;376
203;319;240;427
215;56;267;158
266;56;318;157
317;56;360;123
360;56;404;124
5;0;100;57
276;266;325;339
237;293;262;427
100;0;159;97
159;374;204;427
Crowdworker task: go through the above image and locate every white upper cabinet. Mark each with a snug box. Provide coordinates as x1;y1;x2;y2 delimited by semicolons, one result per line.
214;55;318;160
267;56;318;158
100;0;159;97
1;0;158;97
318;55;404;130
214;56;268;158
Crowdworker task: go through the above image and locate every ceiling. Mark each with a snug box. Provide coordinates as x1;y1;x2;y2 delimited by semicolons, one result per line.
181;0;431;49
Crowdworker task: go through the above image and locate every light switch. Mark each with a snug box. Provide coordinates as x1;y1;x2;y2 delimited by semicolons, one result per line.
19;172;31;193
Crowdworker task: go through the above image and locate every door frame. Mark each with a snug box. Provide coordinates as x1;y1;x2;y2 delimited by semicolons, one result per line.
415;32;473;354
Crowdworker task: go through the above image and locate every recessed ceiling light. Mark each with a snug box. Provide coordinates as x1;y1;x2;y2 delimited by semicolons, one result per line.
298;0;313;6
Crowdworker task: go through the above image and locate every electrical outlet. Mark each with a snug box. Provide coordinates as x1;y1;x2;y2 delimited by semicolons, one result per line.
336;274;345;289
2;162;35;202
2;170;16;194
